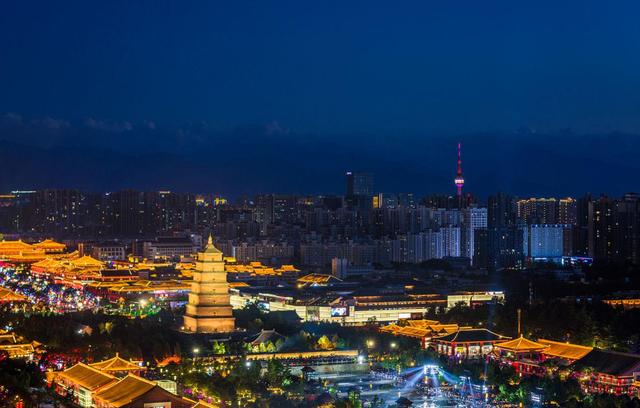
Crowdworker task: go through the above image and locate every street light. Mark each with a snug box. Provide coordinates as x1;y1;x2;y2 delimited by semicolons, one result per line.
366;339;375;348
390;342;397;349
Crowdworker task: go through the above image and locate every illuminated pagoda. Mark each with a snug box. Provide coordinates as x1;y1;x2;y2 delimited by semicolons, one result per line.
183;235;235;333
89;353;145;377
494;335;549;375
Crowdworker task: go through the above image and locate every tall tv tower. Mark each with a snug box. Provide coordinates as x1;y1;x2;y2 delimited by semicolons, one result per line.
454;142;464;197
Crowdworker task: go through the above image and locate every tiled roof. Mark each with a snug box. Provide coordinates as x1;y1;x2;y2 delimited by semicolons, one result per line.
57;363;116;390
433;328;509;343
495;336;548;352
573;348;640;377
90;353;144;372
537;339;593;361
93;374;157;407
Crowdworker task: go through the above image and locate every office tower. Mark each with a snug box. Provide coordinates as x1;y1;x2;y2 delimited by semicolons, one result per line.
345;171;374;197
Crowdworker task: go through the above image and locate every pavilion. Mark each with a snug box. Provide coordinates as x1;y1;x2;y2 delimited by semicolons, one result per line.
379;319;470;348
430;328;510;359
90;353;145;376
93;373;193;408
494;335;549;375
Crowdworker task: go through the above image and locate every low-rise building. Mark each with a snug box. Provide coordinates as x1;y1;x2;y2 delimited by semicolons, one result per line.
92;242;127;261
142;237;199;260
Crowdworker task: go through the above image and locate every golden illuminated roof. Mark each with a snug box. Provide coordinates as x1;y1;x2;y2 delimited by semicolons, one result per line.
405;320;440;328
225;262;300;276
380;320;464;339
495;336;549;353
203;235;222;255
32;239;66;252
0;240;34;251
70;255;104;268
90;353;145;372
93;374;157;407
0;287;27;302
297;273;341;284
229;282;250;288
537;339;593;361
57;363;116;391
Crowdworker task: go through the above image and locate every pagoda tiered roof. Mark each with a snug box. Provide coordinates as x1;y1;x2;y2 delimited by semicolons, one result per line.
89;353;145;373
494;335;549;353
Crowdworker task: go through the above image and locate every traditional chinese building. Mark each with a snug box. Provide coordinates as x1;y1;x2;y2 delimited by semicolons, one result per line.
50;363;118;408
93;374;193;408
0;330;43;359
0;287;27;303
431;328;510;359
48;362;201;408
572;348;640;396
537;338;593;365
493;335;549;375
379;319;469;349
89;353;146;377
183;236;235;333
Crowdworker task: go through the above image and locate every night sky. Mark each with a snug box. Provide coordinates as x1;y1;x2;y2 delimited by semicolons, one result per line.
1;1;640;198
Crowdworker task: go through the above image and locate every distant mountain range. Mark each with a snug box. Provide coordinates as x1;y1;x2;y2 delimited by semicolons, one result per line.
1;115;638;199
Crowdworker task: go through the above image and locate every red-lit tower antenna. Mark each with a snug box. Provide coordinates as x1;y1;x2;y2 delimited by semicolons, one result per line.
454;142;464;197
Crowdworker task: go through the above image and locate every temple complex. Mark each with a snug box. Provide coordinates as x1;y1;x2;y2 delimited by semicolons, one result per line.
183;236;235;333
0;238;66;262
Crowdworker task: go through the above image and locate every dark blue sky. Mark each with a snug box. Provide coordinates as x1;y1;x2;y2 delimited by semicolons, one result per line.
1;1;640;197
